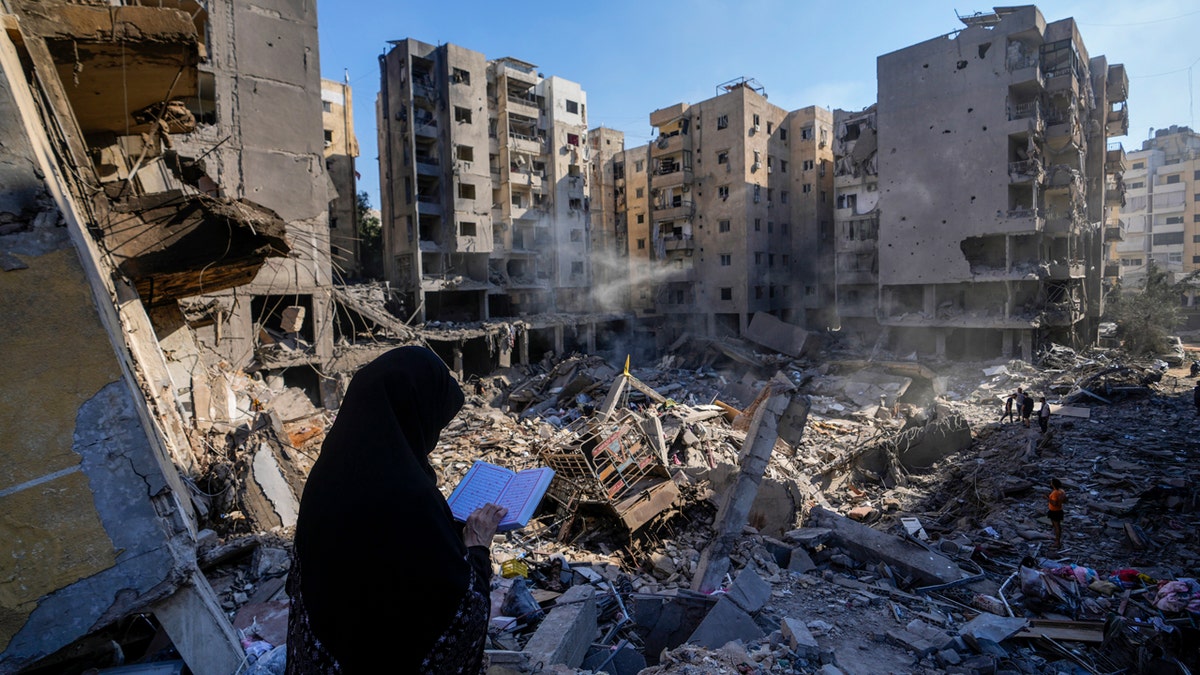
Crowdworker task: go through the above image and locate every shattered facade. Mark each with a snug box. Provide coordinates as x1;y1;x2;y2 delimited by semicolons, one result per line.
322;76;362;280
613;79;836;348
832;105;880;337
875;5;1127;360
0;0;335;670
377;40;595;324
1113;125;1200;295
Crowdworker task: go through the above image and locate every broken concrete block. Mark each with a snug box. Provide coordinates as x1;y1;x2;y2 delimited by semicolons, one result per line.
725;566;771;614
279;305;305;333
781;616;820;658
784;527;831;548
819;665;845;675
959;614;1028;644
523;584;596;669
936;649;963;666
745;311;810;357
847;505;878;522
686;596;764;649
808;507;970;587
787;547;816;574
885;628;936;657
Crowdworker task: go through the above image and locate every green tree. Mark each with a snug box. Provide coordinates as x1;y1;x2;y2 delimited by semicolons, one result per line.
356;191;383;278
1105;260;1194;355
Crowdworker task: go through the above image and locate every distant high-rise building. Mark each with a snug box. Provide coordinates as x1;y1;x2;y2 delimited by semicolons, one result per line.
377;40;592;322
874;5;1127;360
322;77;361;279
1114;125;1200;299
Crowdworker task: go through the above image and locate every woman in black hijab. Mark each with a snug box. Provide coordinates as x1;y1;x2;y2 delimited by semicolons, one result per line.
285;345;507;673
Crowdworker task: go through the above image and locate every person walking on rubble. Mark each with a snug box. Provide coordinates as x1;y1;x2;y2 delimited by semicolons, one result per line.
1047;478;1067;548
1020;389;1035;428
286;345;508;674
1037;396;1051;433
1002;393;1016;423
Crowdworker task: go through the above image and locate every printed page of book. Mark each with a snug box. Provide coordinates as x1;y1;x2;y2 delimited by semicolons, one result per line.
494;467;555;530
446;461;513;522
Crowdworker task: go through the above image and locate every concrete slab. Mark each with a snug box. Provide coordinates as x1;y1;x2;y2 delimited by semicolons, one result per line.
523;584;597;669
725;566;771;614
787;547;817;574
958;614;1028;643
781;616;819;658
686;596;764;649
745;312;810;357
808;507;970;587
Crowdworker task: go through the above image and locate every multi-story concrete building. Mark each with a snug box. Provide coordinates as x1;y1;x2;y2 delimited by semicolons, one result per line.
1114;126;1200;296
322;76;361;279
587;126;629;311
875;5;1127;360
832;105;880;337
622;78;835;345
377;40;594;322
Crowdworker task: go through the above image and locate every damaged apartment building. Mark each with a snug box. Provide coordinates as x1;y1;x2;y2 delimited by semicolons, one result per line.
0;0;337;671
871;5;1128;360
376;39;634;371
602;78;837;349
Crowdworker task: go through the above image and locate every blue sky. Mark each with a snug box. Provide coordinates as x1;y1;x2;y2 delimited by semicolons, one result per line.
316;1;1200;210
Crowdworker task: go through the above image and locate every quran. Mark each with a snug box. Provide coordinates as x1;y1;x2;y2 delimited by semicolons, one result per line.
446;461;555;532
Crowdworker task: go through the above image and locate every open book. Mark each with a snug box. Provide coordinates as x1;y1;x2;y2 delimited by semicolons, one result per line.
446;460;556;532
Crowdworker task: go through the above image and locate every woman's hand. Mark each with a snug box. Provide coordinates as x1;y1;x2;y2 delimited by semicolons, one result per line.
463;503;508;548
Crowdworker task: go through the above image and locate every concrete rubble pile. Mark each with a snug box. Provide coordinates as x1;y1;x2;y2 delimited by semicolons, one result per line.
165;327;1196;675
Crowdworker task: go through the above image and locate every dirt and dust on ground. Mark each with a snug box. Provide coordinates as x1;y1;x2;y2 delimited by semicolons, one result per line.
191;325;1199;675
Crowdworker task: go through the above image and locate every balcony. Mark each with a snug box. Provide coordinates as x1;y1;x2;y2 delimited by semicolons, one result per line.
416;194;443;215
1104;226;1124;242
651;133;686;157
1008;159;1044;184
1007;101;1044;134
1045;261;1085;279
1044;68;1079;96
650;103;688;129
415;154;440;176
651;166;692;190
1105;179;1125;207
836;270;877;286
413;117;439;138
507;133;544;155
507;168;544;190
1107;64;1128;103
660;265;696;283
654;199;695;222
504;96;540;120
412;76;437;101
1039;301;1083;327
1008;54;1043;91
1105;143;1128;174
662;234;695;251
1106;103;1129;137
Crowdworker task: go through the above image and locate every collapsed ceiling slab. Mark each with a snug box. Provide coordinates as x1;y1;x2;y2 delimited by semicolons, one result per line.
11;2;200;135
104;190;291;306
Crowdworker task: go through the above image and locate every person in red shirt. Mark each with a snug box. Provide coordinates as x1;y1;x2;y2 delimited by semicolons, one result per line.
1047;478;1067;548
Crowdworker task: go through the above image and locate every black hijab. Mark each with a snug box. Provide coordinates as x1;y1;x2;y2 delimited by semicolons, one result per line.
293;346;469;671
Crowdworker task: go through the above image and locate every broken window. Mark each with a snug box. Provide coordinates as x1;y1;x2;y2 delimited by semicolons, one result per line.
637;214;644;224
453;68;471;85
637;238;646;249
569;197;583;210
801;126;813;140
567;133;580;146
718;186;729;199
780;127;788;141
752;113;761;129
767;121;774;134
460;222;477;237
613;161;625;179
720;287;732;300
323;129;333;147
458;183;476;200
454;106;472;123
719;220;731;232
511;194;522;207
566;99;579;114
717;151;729;164
717;115;728;129
803;183;812;193
803;160;814;171
456;145;474;162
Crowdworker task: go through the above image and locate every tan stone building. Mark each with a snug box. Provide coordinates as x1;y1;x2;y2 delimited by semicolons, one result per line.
874;5;1127;360
377;40;595;322
611;78;836;346
322;76;361;279
1114;126;1200;299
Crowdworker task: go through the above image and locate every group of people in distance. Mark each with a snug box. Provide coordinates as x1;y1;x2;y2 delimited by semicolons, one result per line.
1002;386;1051;432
